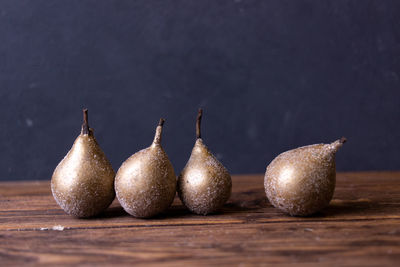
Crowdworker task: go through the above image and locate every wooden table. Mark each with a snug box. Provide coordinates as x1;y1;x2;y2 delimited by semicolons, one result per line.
1;171;399;266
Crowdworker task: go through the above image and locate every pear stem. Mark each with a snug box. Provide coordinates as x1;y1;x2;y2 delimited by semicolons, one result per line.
196;108;203;139
330;137;347;152
158;118;165;127
153;118;165;145
81;109;90;135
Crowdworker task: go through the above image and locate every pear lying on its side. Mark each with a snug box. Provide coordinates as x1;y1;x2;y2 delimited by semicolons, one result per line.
51;109;115;218
264;138;346;216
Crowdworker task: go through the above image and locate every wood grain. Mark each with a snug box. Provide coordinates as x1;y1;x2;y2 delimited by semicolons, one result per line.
0;172;399;266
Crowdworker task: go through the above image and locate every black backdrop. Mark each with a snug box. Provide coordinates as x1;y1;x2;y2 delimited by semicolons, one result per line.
1;1;399;181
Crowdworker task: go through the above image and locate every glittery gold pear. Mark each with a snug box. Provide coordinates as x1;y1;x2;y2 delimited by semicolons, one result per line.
264;138;346;216
115;119;176;218
51;109;115;218
178;109;232;215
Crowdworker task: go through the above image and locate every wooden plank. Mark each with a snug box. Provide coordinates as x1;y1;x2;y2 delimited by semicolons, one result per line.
0;171;399;266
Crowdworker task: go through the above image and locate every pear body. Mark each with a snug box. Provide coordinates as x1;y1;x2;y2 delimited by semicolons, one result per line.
264;139;345;216
51;133;115;218
178;139;232;215
115;143;176;218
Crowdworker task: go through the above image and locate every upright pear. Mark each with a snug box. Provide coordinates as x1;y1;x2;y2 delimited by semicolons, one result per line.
178;109;232;215
264;138;346;216
51;109;115;218
115;119;176;218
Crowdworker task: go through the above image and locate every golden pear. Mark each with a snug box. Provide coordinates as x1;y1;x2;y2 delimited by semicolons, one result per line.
178;109;232;215
115;119;176;218
264;138;346;216
51;109;115;218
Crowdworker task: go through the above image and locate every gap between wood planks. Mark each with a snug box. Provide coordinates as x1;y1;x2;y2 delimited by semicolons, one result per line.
4;217;400;232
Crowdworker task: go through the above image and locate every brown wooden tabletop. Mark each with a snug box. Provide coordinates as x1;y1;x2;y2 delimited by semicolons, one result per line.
0;171;399;266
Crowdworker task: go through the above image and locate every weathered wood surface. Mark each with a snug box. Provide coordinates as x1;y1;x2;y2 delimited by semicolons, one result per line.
0;171;399;266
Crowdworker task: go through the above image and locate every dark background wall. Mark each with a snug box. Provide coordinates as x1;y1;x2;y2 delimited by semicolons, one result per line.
0;0;399;181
